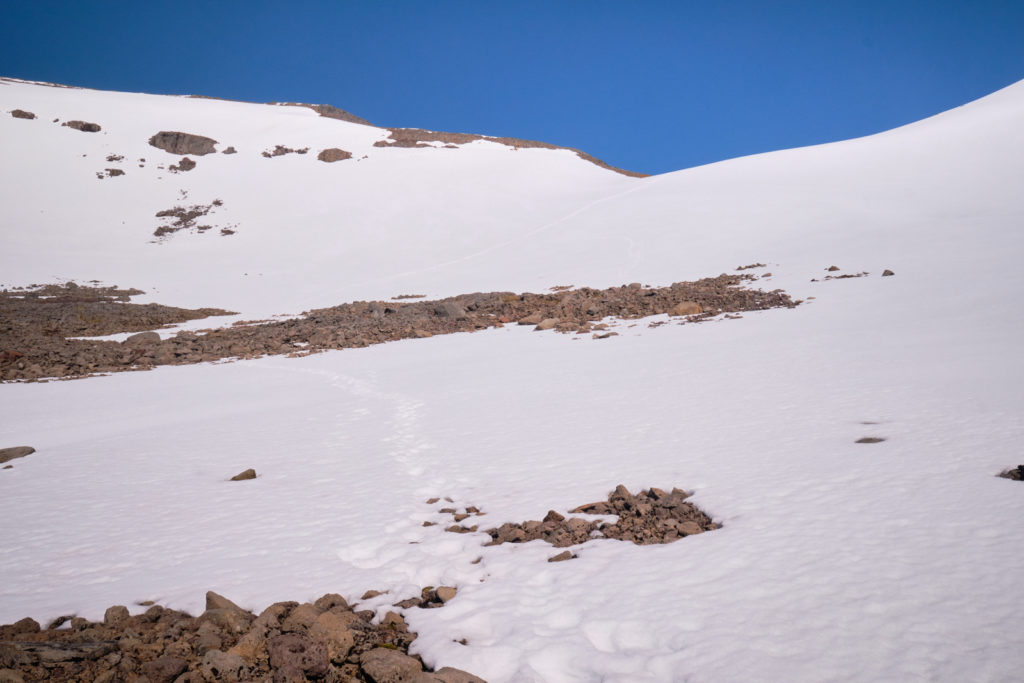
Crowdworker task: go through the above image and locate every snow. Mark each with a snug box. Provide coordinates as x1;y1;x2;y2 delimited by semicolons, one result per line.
2;77;1024;681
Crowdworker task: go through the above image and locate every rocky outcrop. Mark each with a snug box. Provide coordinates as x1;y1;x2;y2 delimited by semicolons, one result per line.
1;275;798;382
317;148;352;162
148;131;218;156
0;591;485;681
373;128;649;178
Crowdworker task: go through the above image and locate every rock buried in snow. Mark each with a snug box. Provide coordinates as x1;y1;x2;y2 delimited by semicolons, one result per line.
882;269;895;276
230;468;257;481
10;109;36;120
668;301;702;316
0;447;34;464
998;465;1023;481
62;120;101;132
855;437;886;444
548;550;575;562
148;131;219;155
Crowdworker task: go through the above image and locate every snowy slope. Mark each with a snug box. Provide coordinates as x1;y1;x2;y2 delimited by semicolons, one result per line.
2;78;1024;682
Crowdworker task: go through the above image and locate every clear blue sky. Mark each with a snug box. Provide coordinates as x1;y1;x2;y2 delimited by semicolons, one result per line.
3;1;1023;175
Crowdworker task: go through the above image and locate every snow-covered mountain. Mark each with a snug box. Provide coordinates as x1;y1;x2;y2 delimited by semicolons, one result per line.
2;76;1023;681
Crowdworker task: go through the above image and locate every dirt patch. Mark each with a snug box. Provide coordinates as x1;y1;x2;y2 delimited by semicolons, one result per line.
262;145;310;158
148;131;218;156
998;466;1023;481
62;120;101;132
373;128;648;178
1;274;797;383
0;590;484;682
317;148;352;162
10;109;36;120
445;485;716;548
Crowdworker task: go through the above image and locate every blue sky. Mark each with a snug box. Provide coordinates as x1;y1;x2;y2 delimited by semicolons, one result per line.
3;1;1023;175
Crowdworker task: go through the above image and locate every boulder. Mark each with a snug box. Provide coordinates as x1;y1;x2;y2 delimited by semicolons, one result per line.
10;110;35;120
0;447;34;464
123;331;161;345
308;611;355;663
360;647;423;682
103;605;129;626
317;148;352;162
435;586;457;603
517;312;543;325
148;131;219;156
266;634;329;679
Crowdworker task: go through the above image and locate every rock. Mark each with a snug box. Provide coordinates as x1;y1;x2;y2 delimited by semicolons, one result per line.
230;468;257;481
317;148;352;162
360;647;423;682
4;640;116;663
0;669;24;683
434;302;466;319
435;586;457;603
308;611;355;663
62;120;101;132
548;550;574;562
0;447;34;464
205;591;247;613
222;146;237;154
998;465;1024;481
517;312;543;325
123;331;161;345
200;608;253;635
149;131;219;156
280;603;320;632
534;318;559;331
10;110;35;120
200;650;249;681
312;593;348;612
171;157;197;172
543;510;565;523
855;437;886;444
677;521;704;535
266;634;329;679
360;590;385;600
103;605;130;626
411;667;487;683
0;618;40;639
668;301;702;316
882;269;895;276
141;655;188;683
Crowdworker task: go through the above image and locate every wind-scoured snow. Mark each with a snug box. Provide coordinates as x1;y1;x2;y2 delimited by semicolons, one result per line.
2;77;1024;681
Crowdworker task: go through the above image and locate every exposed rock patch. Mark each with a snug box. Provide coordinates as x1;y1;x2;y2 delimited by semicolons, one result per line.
153;199;226;238
169;157;196;173
94;168;125;179
317;148;352;162
10;110;35;120
0;591;485;682
882;269;895;276
0;447;35;464
736;263;766;270
855;437;886;444
1;275;797;382
61;120;101;132
373;128;648;178
262;145;309;158
472;485;716;548
148;131;218;156
230;468;257;481
222;146;237;155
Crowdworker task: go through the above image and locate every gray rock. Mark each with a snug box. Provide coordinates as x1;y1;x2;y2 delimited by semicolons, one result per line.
0;447;34;464
10;110;35;120
360;647;423;682
62;120;101;132
434;302;466;319
882;269;895;276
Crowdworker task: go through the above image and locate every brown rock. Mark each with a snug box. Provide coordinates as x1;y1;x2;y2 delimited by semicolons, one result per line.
123;331;161;345
200;649;249;681
308;611;356;663
62;120;101;132
360;647;423;682
148;131;219;155
10;110;35;120
280;603;320;632
266;634;329;679
360;590;385;600
0;669;25;683
534;318;559;331
411;667;487;683
312;593;349;612
317;148;352;162
200;608;253;635
827;265;840;271
882;269;895;276
548;550;574;563
435;586;457;603
0;447;34;464
668;301;702;316
206;591;247;613
103;605;129;626
230;468;257;481
141;655;188;683
517;312;543;325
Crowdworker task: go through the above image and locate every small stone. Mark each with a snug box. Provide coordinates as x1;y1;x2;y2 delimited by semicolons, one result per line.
534;318;560;331
453;513;469;522
517;312;543;325
548;550;574;563
543;510;565;523
0;447;34;464
435;586;457;603
882;269;895;276
827;265;840;271
425;497;440;504
103;605;129;626
677;521;704;535
317;148;352;162
230;468;257;481
360;590;385;600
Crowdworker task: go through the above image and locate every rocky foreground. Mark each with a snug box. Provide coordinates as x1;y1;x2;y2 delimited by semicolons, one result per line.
0;274;797;382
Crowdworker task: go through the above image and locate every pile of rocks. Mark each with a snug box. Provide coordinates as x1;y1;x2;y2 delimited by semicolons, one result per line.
0;591;484;682
1;274;797;382
443;485;717;550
